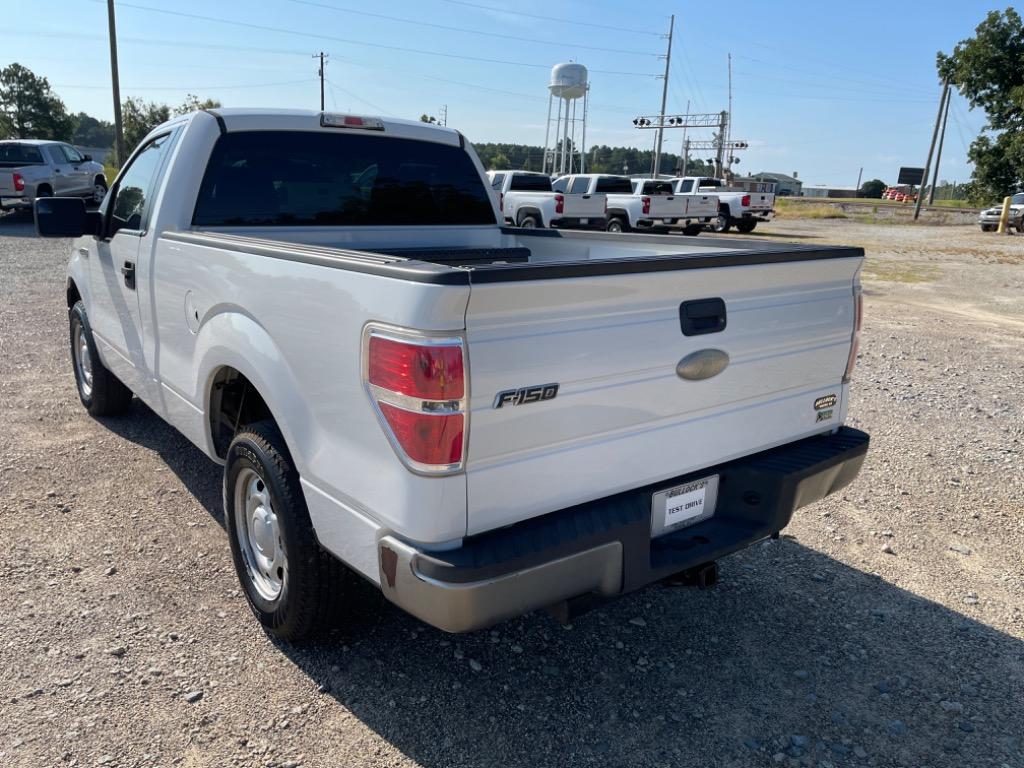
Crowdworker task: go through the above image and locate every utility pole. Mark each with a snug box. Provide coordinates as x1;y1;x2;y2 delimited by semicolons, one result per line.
106;0;125;164
855;167;863;197
714;110;728;178
682;139;690;177
725;52;733;177
928;88;951;205
439;104;448;127
313;52;328;111
914;81;949;220
651;14;674;177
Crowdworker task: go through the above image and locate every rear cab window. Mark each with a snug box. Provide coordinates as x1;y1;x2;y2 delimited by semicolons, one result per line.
595;176;634;194
193;131;496;227
509;173;552;192
489;173;506;190
0;143;44;166
642;181;674;195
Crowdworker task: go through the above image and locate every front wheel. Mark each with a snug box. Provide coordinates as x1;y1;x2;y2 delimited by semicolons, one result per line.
735;219;757;234
606;216;629;233
91;179;108;206
69;301;133;416
980;224;996;232
225;421;345;641
710;212;731;233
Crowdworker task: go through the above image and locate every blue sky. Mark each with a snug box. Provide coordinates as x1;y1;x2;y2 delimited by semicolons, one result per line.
9;0;998;186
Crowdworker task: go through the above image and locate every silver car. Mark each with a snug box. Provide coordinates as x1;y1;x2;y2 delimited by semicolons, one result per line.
0;140;107;211
978;192;1024;232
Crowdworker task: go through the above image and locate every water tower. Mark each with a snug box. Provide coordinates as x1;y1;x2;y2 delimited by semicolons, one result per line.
543;63;589;176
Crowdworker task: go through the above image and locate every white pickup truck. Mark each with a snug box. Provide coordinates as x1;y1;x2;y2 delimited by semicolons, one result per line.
36;108;869;641
671;177;775;233
554;174;718;235
487;170;605;230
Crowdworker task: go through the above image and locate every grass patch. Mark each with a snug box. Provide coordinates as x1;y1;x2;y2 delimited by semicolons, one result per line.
862;260;939;283
103;162;119;186
775;199;847;219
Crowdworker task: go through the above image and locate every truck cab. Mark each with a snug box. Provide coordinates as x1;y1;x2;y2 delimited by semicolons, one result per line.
488;170;605;230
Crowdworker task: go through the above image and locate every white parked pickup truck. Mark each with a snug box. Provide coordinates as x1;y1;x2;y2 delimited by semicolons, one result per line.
487;170;605;230
671;177;775;234
37;109;869;641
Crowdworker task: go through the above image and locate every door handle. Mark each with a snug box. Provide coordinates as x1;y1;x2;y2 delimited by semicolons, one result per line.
680;297;727;336
121;261;136;290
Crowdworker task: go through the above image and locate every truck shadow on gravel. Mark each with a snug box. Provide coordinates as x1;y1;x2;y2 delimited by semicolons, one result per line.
0;210;39;238
101;403;1023;768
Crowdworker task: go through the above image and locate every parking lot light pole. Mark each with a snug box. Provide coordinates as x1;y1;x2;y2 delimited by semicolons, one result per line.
107;0;125;166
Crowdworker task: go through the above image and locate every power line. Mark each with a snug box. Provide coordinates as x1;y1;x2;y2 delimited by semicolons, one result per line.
731;55;937;96
54;78;314;91
434;0;661;36
287;0;658;56
78;0;656;77
325;78;388;114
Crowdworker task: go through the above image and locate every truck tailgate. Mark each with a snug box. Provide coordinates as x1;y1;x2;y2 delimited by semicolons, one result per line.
684;194;717;217
462;252;860;534
646;195;685;218
0;172;18;196
748;192;774;212
562;192;606;219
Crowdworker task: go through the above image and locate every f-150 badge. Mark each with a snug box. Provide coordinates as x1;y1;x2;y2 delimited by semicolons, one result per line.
814;393;837;422
494;383;559;408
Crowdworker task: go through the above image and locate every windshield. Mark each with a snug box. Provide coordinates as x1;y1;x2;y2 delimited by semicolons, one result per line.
509;174;552;192
0;143;44;166
193;131;495;227
698;178;724;188
642;181;675;195
595;176;634;194
1012;193;1024;205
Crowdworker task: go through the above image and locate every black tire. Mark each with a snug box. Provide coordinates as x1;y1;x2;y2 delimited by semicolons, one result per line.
517;213;541;228
91;177;108;206
606;216;629;233
225;420;345;641
69;301;133;417
682;224;703;236
980;224;995;232
735;219;757;234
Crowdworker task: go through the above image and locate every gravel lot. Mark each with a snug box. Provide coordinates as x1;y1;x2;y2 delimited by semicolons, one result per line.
1;212;1021;768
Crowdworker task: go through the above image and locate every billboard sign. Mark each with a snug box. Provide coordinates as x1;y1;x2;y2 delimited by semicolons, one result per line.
897;166;926;185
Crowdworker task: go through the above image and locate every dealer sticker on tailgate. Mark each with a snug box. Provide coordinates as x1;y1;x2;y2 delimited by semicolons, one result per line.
651;475;719;537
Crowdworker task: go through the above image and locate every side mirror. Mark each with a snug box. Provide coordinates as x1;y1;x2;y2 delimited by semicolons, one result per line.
82;154;93;161
34;197;101;238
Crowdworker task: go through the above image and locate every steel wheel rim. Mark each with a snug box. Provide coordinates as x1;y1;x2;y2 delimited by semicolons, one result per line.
234;467;286;601
714;215;728;231
520;218;536;228
608;221;622;232
93;184;107;204
73;322;93;397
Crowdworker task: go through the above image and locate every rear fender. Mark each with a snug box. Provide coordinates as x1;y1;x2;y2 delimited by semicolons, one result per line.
193;310;313;470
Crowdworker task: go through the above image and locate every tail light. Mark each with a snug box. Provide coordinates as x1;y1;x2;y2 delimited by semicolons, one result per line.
363;325;467;474
641;196;651;215
741;194;751;207
13;173;25;192
843;287;863;382
554;194;564;214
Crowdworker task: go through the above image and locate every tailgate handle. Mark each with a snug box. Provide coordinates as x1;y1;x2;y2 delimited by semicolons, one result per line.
680;297;726;336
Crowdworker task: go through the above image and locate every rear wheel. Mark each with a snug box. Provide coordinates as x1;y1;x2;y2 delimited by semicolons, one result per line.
710;211;731;233
517;213;540;228
225;420;345;641
980;224;996;232
69;301;133;417
735;219;757;234
606;216;629;233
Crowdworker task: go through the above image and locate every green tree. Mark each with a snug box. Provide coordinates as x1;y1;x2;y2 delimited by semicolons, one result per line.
176;94;221;115
0;63;75;140
488;151;511;169
419;114;437;123
121;98;171;160
72;112;115;147
937;8;1024;203
858;179;886;198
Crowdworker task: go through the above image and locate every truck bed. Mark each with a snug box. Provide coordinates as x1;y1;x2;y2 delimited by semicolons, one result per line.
166;228;863;283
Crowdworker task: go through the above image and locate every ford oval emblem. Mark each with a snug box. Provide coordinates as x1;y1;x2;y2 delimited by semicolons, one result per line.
676;349;730;381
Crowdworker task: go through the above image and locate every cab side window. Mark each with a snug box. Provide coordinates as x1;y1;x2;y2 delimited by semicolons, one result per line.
679;179;694;193
551;177;567;193
490;173;505;190
61;144;85;163
569;177;590;194
108;134;174;236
